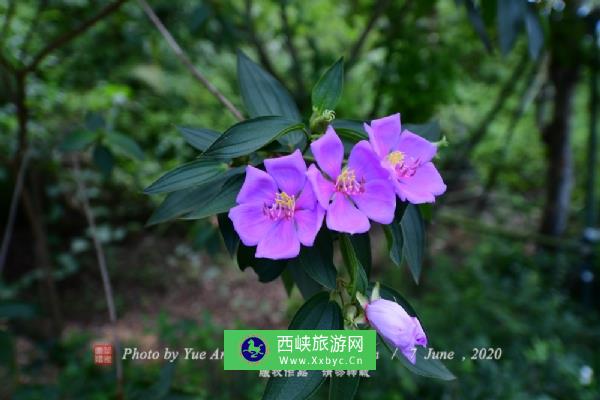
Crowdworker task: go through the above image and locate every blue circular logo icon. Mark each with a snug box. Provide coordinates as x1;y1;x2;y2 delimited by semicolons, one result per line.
241;336;266;362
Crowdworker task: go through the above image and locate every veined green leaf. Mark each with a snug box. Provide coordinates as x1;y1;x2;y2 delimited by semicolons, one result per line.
237;244;287;283
340;235;368;297
146;180;223;226
263;292;342;400
203;116;304;160
237;50;301;121
144;158;241;194
401;204;425;284
349;233;371;278
177;126;220;151
183;174;244;219
296;228;336;290
332;119;367;143
312;57;344;111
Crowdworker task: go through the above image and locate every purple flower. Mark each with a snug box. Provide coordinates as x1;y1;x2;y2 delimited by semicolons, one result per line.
365;113;446;204
366;298;427;364
228;150;324;260
306;126;396;234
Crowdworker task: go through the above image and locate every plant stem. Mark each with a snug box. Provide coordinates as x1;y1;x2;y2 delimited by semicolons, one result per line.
138;0;244;121
72;157;124;397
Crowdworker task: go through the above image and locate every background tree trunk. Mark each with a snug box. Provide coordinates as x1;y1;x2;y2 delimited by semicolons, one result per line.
539;11;583;237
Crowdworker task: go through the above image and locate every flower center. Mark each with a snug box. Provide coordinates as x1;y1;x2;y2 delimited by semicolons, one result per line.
263;191;295;220
335;168;364;195
387;151;419;178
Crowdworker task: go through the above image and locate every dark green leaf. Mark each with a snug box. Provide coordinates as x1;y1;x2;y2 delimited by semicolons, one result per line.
385;201;408;267
329;375;360;400
144;158;241;194
218;213;239;257
146;180;223;226
401;205;425;284
296;229;337;290
404;121;441;142
183;174;244;219
105;132;144;160
204;116;304;160
263;293;342;400
463;0;492;52
288;257;325;299
312;57;344;111
340;235;368;296
525;6;544;60
237;50;301;121
59;130;97;152
379;337;455;381
332;119;367;143
93;145;114;177
497;0;525;55
349;233;371;278
281;269;295;297
177;126;220;151
237;244;287;283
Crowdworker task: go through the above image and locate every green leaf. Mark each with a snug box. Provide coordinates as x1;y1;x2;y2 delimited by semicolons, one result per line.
237;244;287;283
401;204;425;284
146;181;223;226
203;116;304;160
218;213;239;257
329;375;360;400
177;126;220;151
93;145;114;177
263;292;342;400
340;235;368;296
385;201;408;267
404;121;441;142
59;130;98;152
312;57;344;111
332;119;367;143
296;229;337;290
288;258;325;299
379;338;455;381
144;158;241;194
237;50;301;121
349;233;371;278
462;0;492;52
183;174;244;219
105;132;144;160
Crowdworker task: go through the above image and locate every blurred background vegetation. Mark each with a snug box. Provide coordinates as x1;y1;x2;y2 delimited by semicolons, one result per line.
1;0;600;399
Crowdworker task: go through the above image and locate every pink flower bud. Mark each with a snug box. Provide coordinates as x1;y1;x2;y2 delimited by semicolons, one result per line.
365;298;427;364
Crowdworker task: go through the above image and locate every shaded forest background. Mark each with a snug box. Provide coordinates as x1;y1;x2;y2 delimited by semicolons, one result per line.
1;0;600;399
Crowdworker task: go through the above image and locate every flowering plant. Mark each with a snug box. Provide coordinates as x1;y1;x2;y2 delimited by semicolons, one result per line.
146;54;454;398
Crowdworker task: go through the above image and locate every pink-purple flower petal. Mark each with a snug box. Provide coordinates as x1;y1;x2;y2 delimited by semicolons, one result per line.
310;126;343;179
394;161;446;204
295;208;325;247
351;180;396;224
396;130;437;163
307;164;335;208
236;166;278;205
326;193;370;234
348;140;389;182
228;203;276;246
256;219;301;259
263;149;306;196
365;113;402;158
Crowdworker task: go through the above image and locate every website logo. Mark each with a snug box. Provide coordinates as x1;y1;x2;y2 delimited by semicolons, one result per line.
241;336;266;362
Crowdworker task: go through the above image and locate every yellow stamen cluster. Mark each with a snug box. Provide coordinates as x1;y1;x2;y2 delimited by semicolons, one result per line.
386;150;405;166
